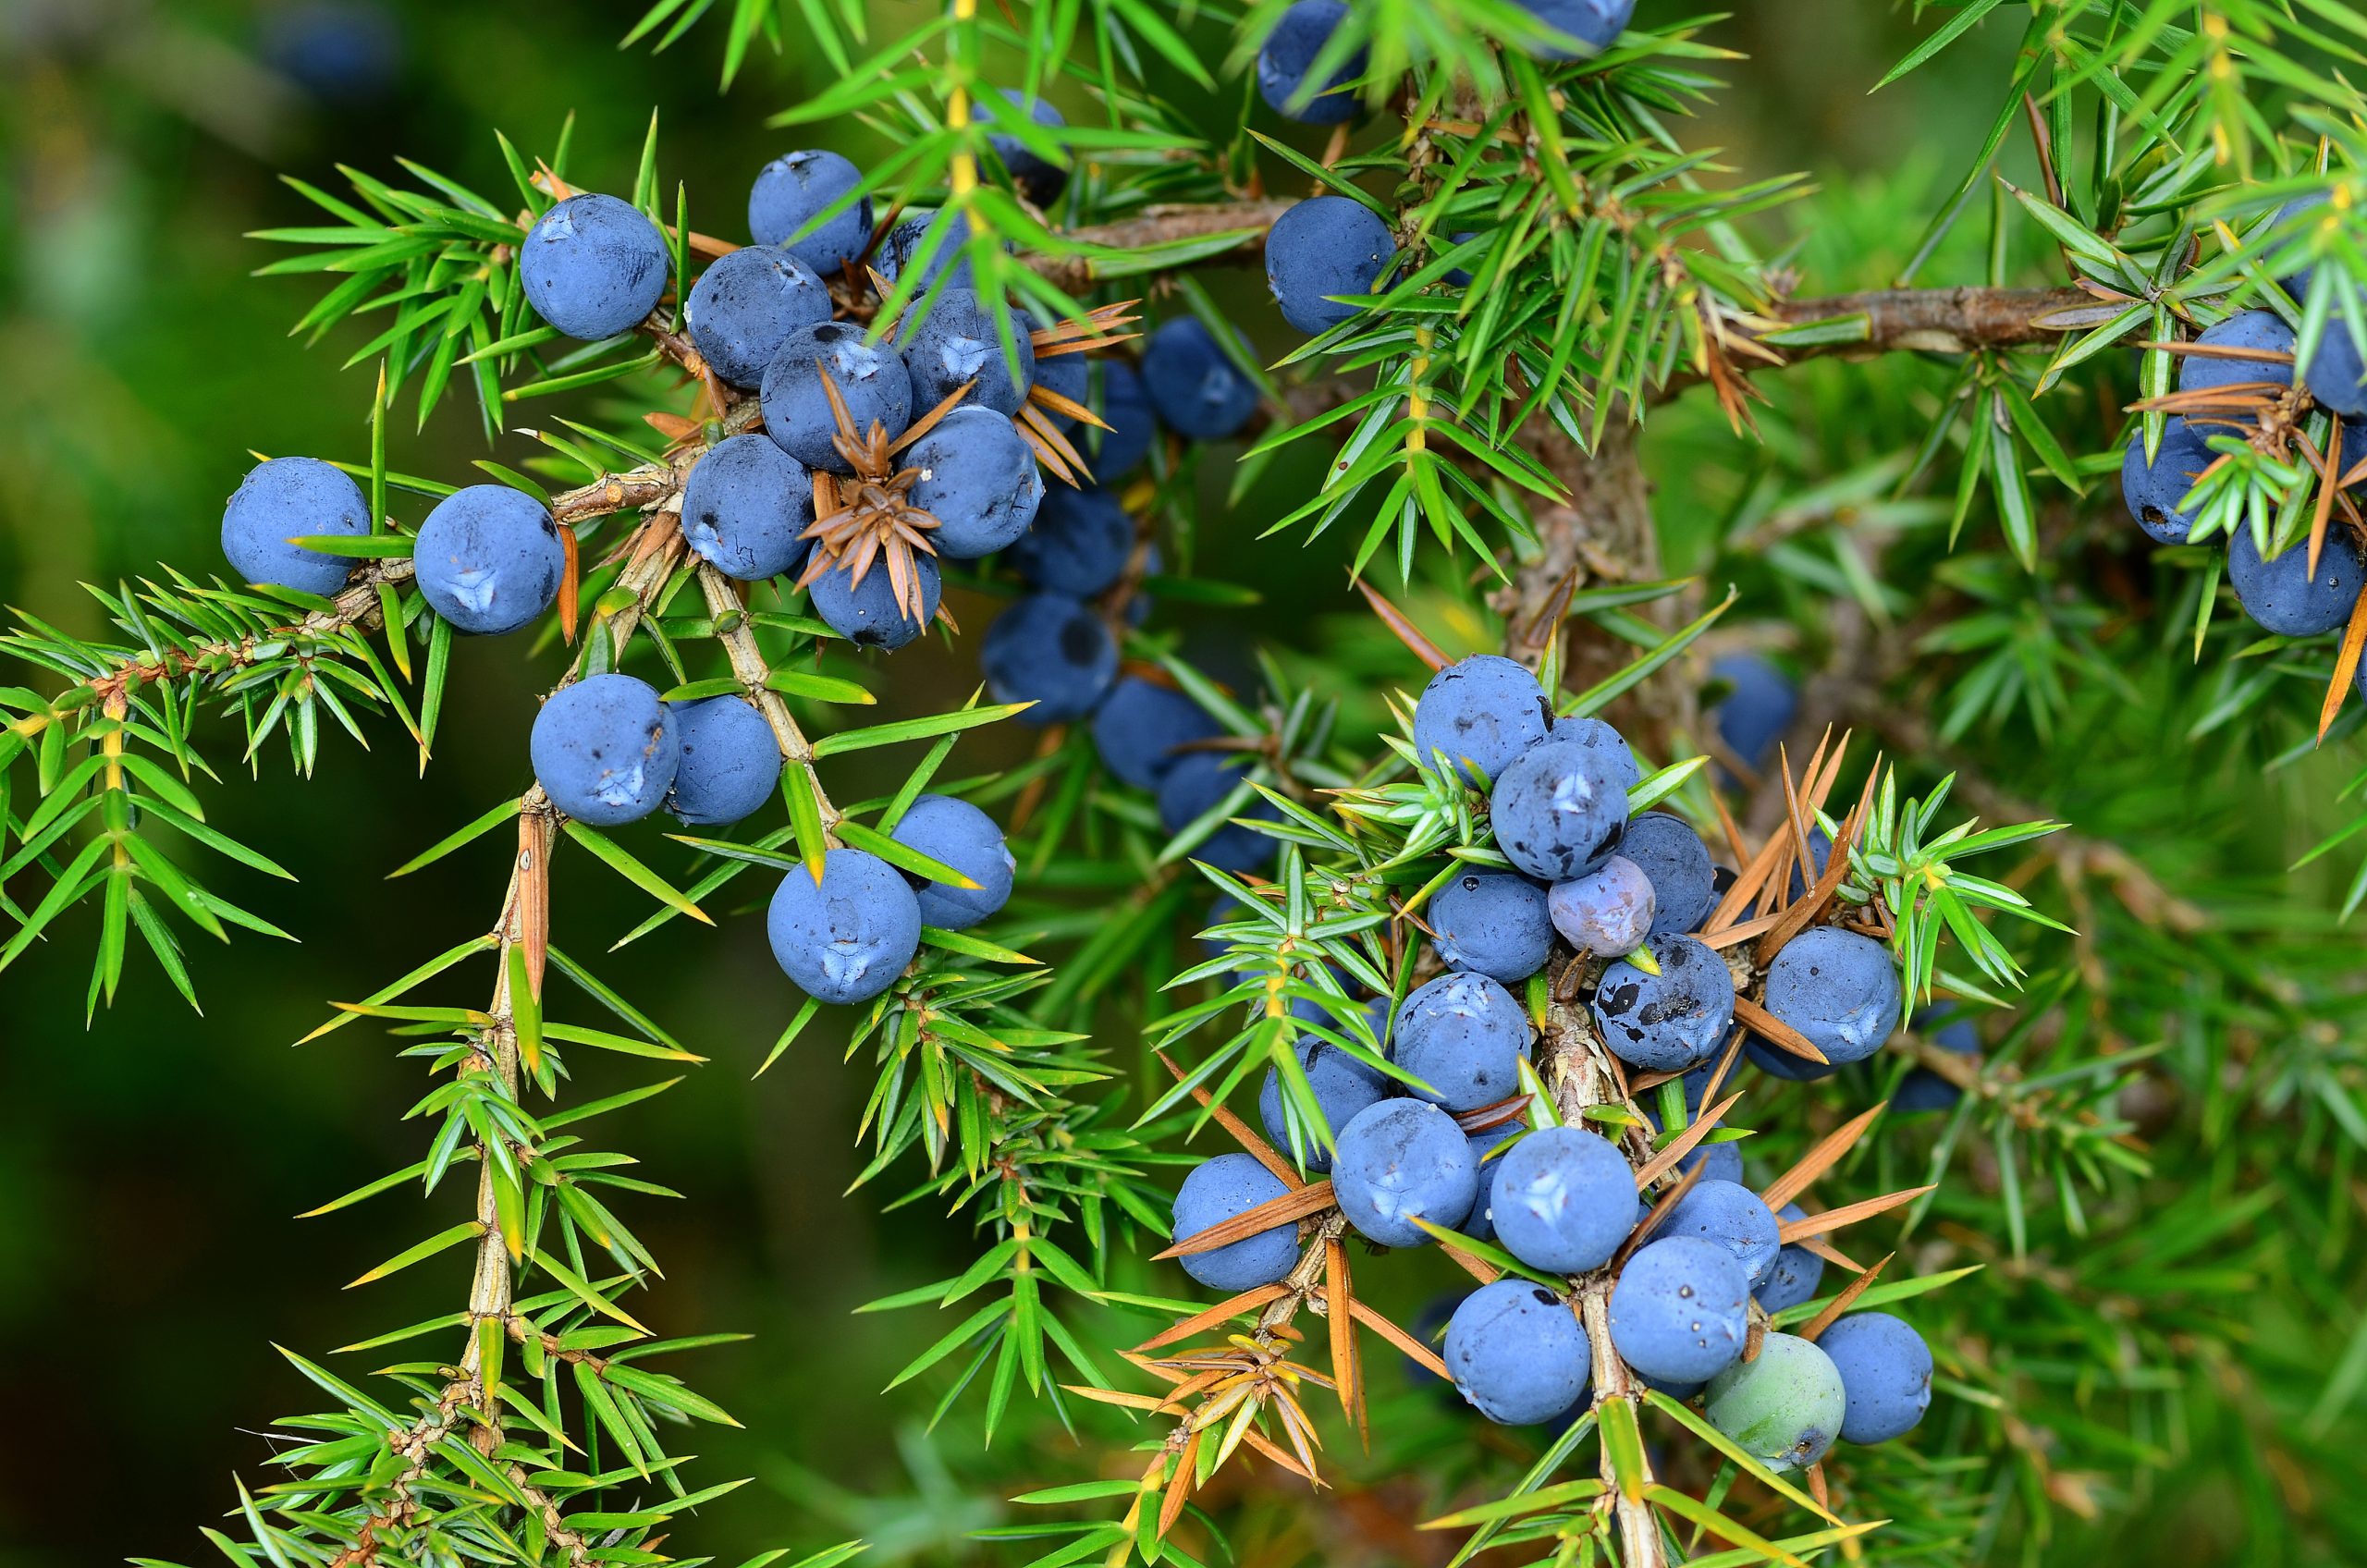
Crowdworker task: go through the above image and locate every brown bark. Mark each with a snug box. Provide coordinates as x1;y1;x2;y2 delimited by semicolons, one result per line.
1757;284;2099;360
1024;201;1297;294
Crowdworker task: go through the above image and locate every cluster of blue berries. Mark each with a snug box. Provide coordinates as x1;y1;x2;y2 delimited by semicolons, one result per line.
1254;0;1634;126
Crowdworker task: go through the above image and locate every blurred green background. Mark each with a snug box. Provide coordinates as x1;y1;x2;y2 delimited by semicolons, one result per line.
0;3;2239;1564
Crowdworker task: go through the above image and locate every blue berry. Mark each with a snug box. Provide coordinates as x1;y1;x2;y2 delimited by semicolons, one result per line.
761;320;914;474
1091;677;1220;790
1819;1312;1934;1444
1660;1177;1781;1289
2228;523;2367;635
1445;1280;1590;1426
1157;752;1282;873
1490;1125;1636;1274
1617;812;1716;936
1753;1202;1826;1315
978;91;1068;206
2269;193;2327;298
1708;652;1796;775
808;554;939;651
1029;334;1087;429
1512;0;1634;58
877;209;981;291
1462;1121;1522;1243
2120;417;2217;545
2306;318;2367;419
1171;1153;1299;1292
665;695;778;827
1591;934;1735;1072
1491;741;1630;882
981;593;1118;722
889;792;1014;930
1010;484;1133;596
1431;871;1555;984
1548;856;1656;957
1257;0;1366;125
531;674;680;827
767;848;922;1004
1607;1236;1748;1384
2179;310;2296;397
520;193;670;341
1259;1036;1393;1172
1091;360;1158;474
1677;1139;1745;1187
748;150;874;274
1267;195;1396;336
1747;1035;1838;1083
680;434;815;582
906;407;1042;558
1762;926;1899;1068
1393;971;1532;1110
1895;1004;1980;1113
1412;654;1551;786
413;484;565;635
1702;1331;1845;1471
264;3;401;102
1784;827;1834;904
1546;715;1642;791
901;288;1036;416
1331;1098;1478;1247
684;246;831;389
1140;318;1259;440
221;457;368;596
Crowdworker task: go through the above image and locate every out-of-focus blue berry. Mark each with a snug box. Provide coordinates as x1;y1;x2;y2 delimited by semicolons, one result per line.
1010;484;1133;596
2228;524;2367;635
686;245;831;388
762;320;914;473
1548;856;1656;957
1660;1177;1781;1289
1511;0;1635;58
1490;1125;1636;1274
665;695;778;827
1141;318;1260;440
1267;195;1396;336
221;456;368;596
1591;933;1735;1072
521;193;669;341
1029;332;1087;429
532;674;680;827
1431;870;1555;984
1446;1280;1591;1426
901;288;1036;416
1703;1331;1845;1471
749;150;874;274
1171;1152;1300;1292
1608;1235;1748;1384
1412;654;1550;785
1895;1004;1981;1113
1784;827;1834;904
1157;752;1282;874
1618;812;1716;935
977;91;1069;206
1492;740;1630;881
767;848;922;1004
1091;360;1158;475
1393;971;1532;1110
1331;1098;1478;1247
1259;1036;1394;1172
808;555;939;651
1092;677;1220;790
889;792;1014;930
681;434;815;582
981;593;1117;722
1819;1311;1934;1443
1753;1201;1826;1315
1257;0;1367;125
907;407;1042;558
413;484;564;636
264;2;402;103
1708;651;1796;777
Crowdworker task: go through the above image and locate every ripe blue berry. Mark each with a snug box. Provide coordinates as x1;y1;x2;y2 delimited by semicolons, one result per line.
1702;1331;1846;1471
1608;1235;1749;1384
221;456;368;596
767;848;923;1004
1091;360;1158;475
889;792;1014;930
531;674;680;827
2228;524;2367;636
1393;971;1532;1110
1491;741;1630;882
1513;0;1634;58
1029;331;1087;429
1895;1005;1980;1113
1009;484;1133;596
685;245;832;389
1140;318;1259;440
1257;0;1367;125
808;555;940;651
1548;855;1656;957
520;193;669;340
413;484;565;636
1761;925;1899;1069
1331;1098;1478;1247
1783;827;1834;903
1091;677;1220;790
900;288;1036;417
1445;1280;1591;1426
877;209;982;290
1590;933;1735;1072
748;149;873;274
2269;193;2327;298
1617;812;1715;936
2179;310;2296;397
761;320;914;473
2306;319;2367;418
665;695;778;827
978;91;1068;206
1259;1036;1394;1172
1490;1125;1637;1274
1753;1202;1826;1315
1412;654;1551;786
680;434;815;582
1171;1153;1300;1292
1547;715;1642;791
906;407;1043;558
1660;1177;1781;1289
1266;195;1396;336
1819;1311;1934;1443
1431;871;1555;984
1157;751;1282;873
1677;1139;1745;1187
981;593;1118;722
1462;1121;1522;1243
2120;417;2217;545
1708;652;1796;777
